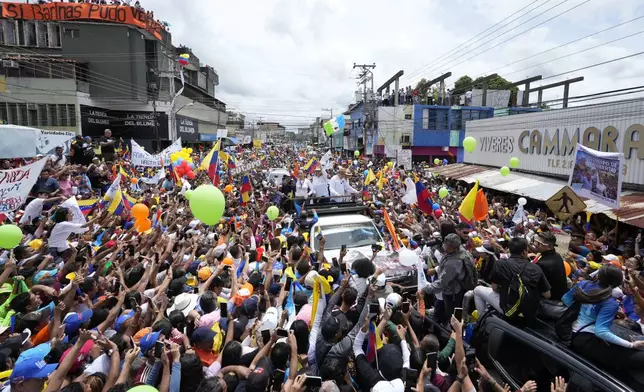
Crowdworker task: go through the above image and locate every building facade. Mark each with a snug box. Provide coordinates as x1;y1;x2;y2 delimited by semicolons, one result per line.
0;1;226;152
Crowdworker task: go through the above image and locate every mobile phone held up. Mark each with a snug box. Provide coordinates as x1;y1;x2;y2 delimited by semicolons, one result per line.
155;341;164;358
303;376;322;388
369;303;379;314
402;301;411;313
276;328;289;338
340;244;347;253
284;277;293;292
426;351;438;368
261;329;271;345
453;307;463;322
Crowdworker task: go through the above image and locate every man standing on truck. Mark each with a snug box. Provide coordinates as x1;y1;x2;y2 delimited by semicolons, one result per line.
311;167;338;204
330;167;358;203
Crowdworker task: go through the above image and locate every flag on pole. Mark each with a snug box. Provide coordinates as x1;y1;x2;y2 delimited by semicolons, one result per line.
303;158;318;174
383;208;400;251
206;140;222;185
458;180;479;224
323;115;345;137
240;175;252;204
415;181;433;215
473;189;489;222
376;170;386;190
364;169;376;185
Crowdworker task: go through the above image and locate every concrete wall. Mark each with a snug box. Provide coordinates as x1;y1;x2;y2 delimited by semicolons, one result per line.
61;23;148;101
377;106;412;158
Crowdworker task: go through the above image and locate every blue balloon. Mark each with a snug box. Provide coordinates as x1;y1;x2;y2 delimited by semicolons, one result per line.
188;162;195;169
432;203;440;211
176;157;184;164
218;170;224;175
364;170;369;176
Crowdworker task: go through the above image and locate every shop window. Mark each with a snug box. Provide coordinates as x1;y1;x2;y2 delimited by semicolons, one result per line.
26;104;37;126
67;104;76;127
47;23;61;47
18;103;28;126
0;103;8;124
7;103;17;124
47;104;58;126
23;21;37;46
57;105;68;127
451;110;462;130
37;104;47;126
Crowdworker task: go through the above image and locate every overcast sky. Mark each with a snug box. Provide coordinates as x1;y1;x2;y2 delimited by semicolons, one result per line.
149;0;644;130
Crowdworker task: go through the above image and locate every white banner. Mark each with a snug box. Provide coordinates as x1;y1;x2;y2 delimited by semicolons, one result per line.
0;159;47;213
60;196;86;224
217;129;228;138
140;167;165;185
242;135;252;144
569;144;624;209
0;125;76;158
398;149;412;170
131;138;182;167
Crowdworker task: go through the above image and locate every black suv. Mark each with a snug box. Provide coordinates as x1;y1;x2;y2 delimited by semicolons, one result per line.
471;312;642;392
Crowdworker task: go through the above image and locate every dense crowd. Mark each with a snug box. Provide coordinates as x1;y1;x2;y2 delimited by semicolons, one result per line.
0;132;643;392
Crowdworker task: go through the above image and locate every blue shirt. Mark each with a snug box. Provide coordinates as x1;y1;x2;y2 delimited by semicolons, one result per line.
562;281;632;347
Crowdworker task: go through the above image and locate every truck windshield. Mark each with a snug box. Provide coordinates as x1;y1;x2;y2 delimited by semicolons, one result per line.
313;223;381;250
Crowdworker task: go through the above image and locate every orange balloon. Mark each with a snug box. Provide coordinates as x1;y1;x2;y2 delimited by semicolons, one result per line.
225;185;233;193
564;261;571;277
130;178;138;184
134;218;152;232
131;203;149;220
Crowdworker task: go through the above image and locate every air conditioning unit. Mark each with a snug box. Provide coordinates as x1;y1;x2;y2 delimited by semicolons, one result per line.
2;60;18;68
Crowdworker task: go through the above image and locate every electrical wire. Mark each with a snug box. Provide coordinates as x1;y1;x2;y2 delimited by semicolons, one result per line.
401;0;549;83
413;0;592;86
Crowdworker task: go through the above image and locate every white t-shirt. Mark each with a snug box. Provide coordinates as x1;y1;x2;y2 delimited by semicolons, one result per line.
49;221;89;251
20;198;44;224
49;154;66;169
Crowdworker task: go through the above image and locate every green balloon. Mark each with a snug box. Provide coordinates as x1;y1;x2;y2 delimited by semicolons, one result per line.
354;150;360;157
438;187;449;199
189;185;225;225
509;157;520;169
184;190;194;200
0;224;22;249
127;386;159;392
433;158;440;165
500;166;510;176
266;205;279;221
463;136;477;153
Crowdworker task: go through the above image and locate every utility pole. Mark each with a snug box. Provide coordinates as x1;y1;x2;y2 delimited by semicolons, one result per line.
353;63;376;157
321;108;333;151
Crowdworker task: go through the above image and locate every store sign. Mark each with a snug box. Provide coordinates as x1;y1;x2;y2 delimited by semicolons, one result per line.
464;106;644;186
200;133;218;142
2;2;164;39
81;105;168;141
176;116;199;142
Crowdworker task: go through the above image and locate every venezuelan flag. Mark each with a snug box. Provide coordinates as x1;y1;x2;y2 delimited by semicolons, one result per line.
415;181;433;215
228;154;237;169
108;190;126;215
78;199;99;217
365;320;383;362
303;158;318;174
240;175;252;204
206;141;221;185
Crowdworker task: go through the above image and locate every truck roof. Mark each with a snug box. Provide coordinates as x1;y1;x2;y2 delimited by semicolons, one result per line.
316;214;374;227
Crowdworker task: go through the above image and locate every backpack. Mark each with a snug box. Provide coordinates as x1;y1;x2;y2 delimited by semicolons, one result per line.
501;262;539;321
461;255;478;292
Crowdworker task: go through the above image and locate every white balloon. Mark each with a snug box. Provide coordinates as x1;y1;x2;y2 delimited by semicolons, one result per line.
398;247;419;267
518;197;527;206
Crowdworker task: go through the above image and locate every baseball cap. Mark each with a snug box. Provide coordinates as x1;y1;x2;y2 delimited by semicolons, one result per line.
191;326;216;346
198;267;214;281
475;244;496;256
602;254;620;262
59;340;94;373
64;309;93;335
114;311;135;332
242;296;259;317
10;343;58;384
0;283;12;295
246;361;271;392
139;331;161;353
375;273;386;287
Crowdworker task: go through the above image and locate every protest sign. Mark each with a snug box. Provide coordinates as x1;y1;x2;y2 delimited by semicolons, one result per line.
0;159;47;213
0;125;75;158
398;149;412;170
242;135;252;144
131;138;181;167
61;197;86;225
568;144;624;209
217;129;228;138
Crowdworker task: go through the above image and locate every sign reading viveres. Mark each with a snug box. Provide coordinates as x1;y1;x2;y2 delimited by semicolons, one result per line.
2;2;164;40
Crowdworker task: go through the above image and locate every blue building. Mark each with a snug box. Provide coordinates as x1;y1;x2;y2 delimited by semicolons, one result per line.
341;102;365;153
411;105;494;162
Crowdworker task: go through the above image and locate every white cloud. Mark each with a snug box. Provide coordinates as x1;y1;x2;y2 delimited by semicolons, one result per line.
150;0;644;128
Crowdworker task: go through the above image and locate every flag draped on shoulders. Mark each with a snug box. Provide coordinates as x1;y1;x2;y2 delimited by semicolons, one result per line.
415;181;433;215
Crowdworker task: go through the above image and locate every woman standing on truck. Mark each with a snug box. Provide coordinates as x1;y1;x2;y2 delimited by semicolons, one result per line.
562;265;644;371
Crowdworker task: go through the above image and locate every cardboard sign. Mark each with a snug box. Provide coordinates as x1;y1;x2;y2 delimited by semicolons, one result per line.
2;2;164;40
0;159;47;213
546;186;586;221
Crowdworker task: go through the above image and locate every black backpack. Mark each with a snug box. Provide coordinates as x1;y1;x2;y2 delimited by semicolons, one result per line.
501;263;539;321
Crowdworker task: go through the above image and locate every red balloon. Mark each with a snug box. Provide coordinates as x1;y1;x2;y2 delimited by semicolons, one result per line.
434;209;443;218
186;171;196;179
181;160;189;167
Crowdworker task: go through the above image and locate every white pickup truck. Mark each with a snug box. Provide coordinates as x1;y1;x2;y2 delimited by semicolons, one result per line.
309;212;416;283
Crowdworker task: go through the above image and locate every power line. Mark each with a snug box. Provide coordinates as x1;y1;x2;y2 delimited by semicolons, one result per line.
413;0;592;86
401;0;547;83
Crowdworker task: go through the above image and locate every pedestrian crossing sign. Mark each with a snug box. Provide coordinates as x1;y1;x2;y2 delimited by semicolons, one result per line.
546;186;586;221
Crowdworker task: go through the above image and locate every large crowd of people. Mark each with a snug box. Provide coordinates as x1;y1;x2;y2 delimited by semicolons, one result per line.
0;131;642;392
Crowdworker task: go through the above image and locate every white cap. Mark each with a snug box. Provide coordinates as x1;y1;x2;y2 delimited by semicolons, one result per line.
386;293;402;308
375;274;386;287
602;254;620;262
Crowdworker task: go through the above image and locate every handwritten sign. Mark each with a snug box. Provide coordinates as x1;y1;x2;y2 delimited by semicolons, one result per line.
2;2;164;40
0;159;47;213
131;138;181;167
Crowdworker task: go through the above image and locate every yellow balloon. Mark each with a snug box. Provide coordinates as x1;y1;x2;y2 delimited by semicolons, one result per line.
187;148;193;153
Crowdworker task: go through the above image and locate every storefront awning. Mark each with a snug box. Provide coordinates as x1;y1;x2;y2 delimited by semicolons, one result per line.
427;163;644;229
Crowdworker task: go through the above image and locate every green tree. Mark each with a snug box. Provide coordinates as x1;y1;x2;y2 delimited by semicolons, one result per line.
454;75;473;91
414;78;432;103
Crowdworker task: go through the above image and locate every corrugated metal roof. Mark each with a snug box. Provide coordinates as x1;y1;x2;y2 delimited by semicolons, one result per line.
426;163;644;229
